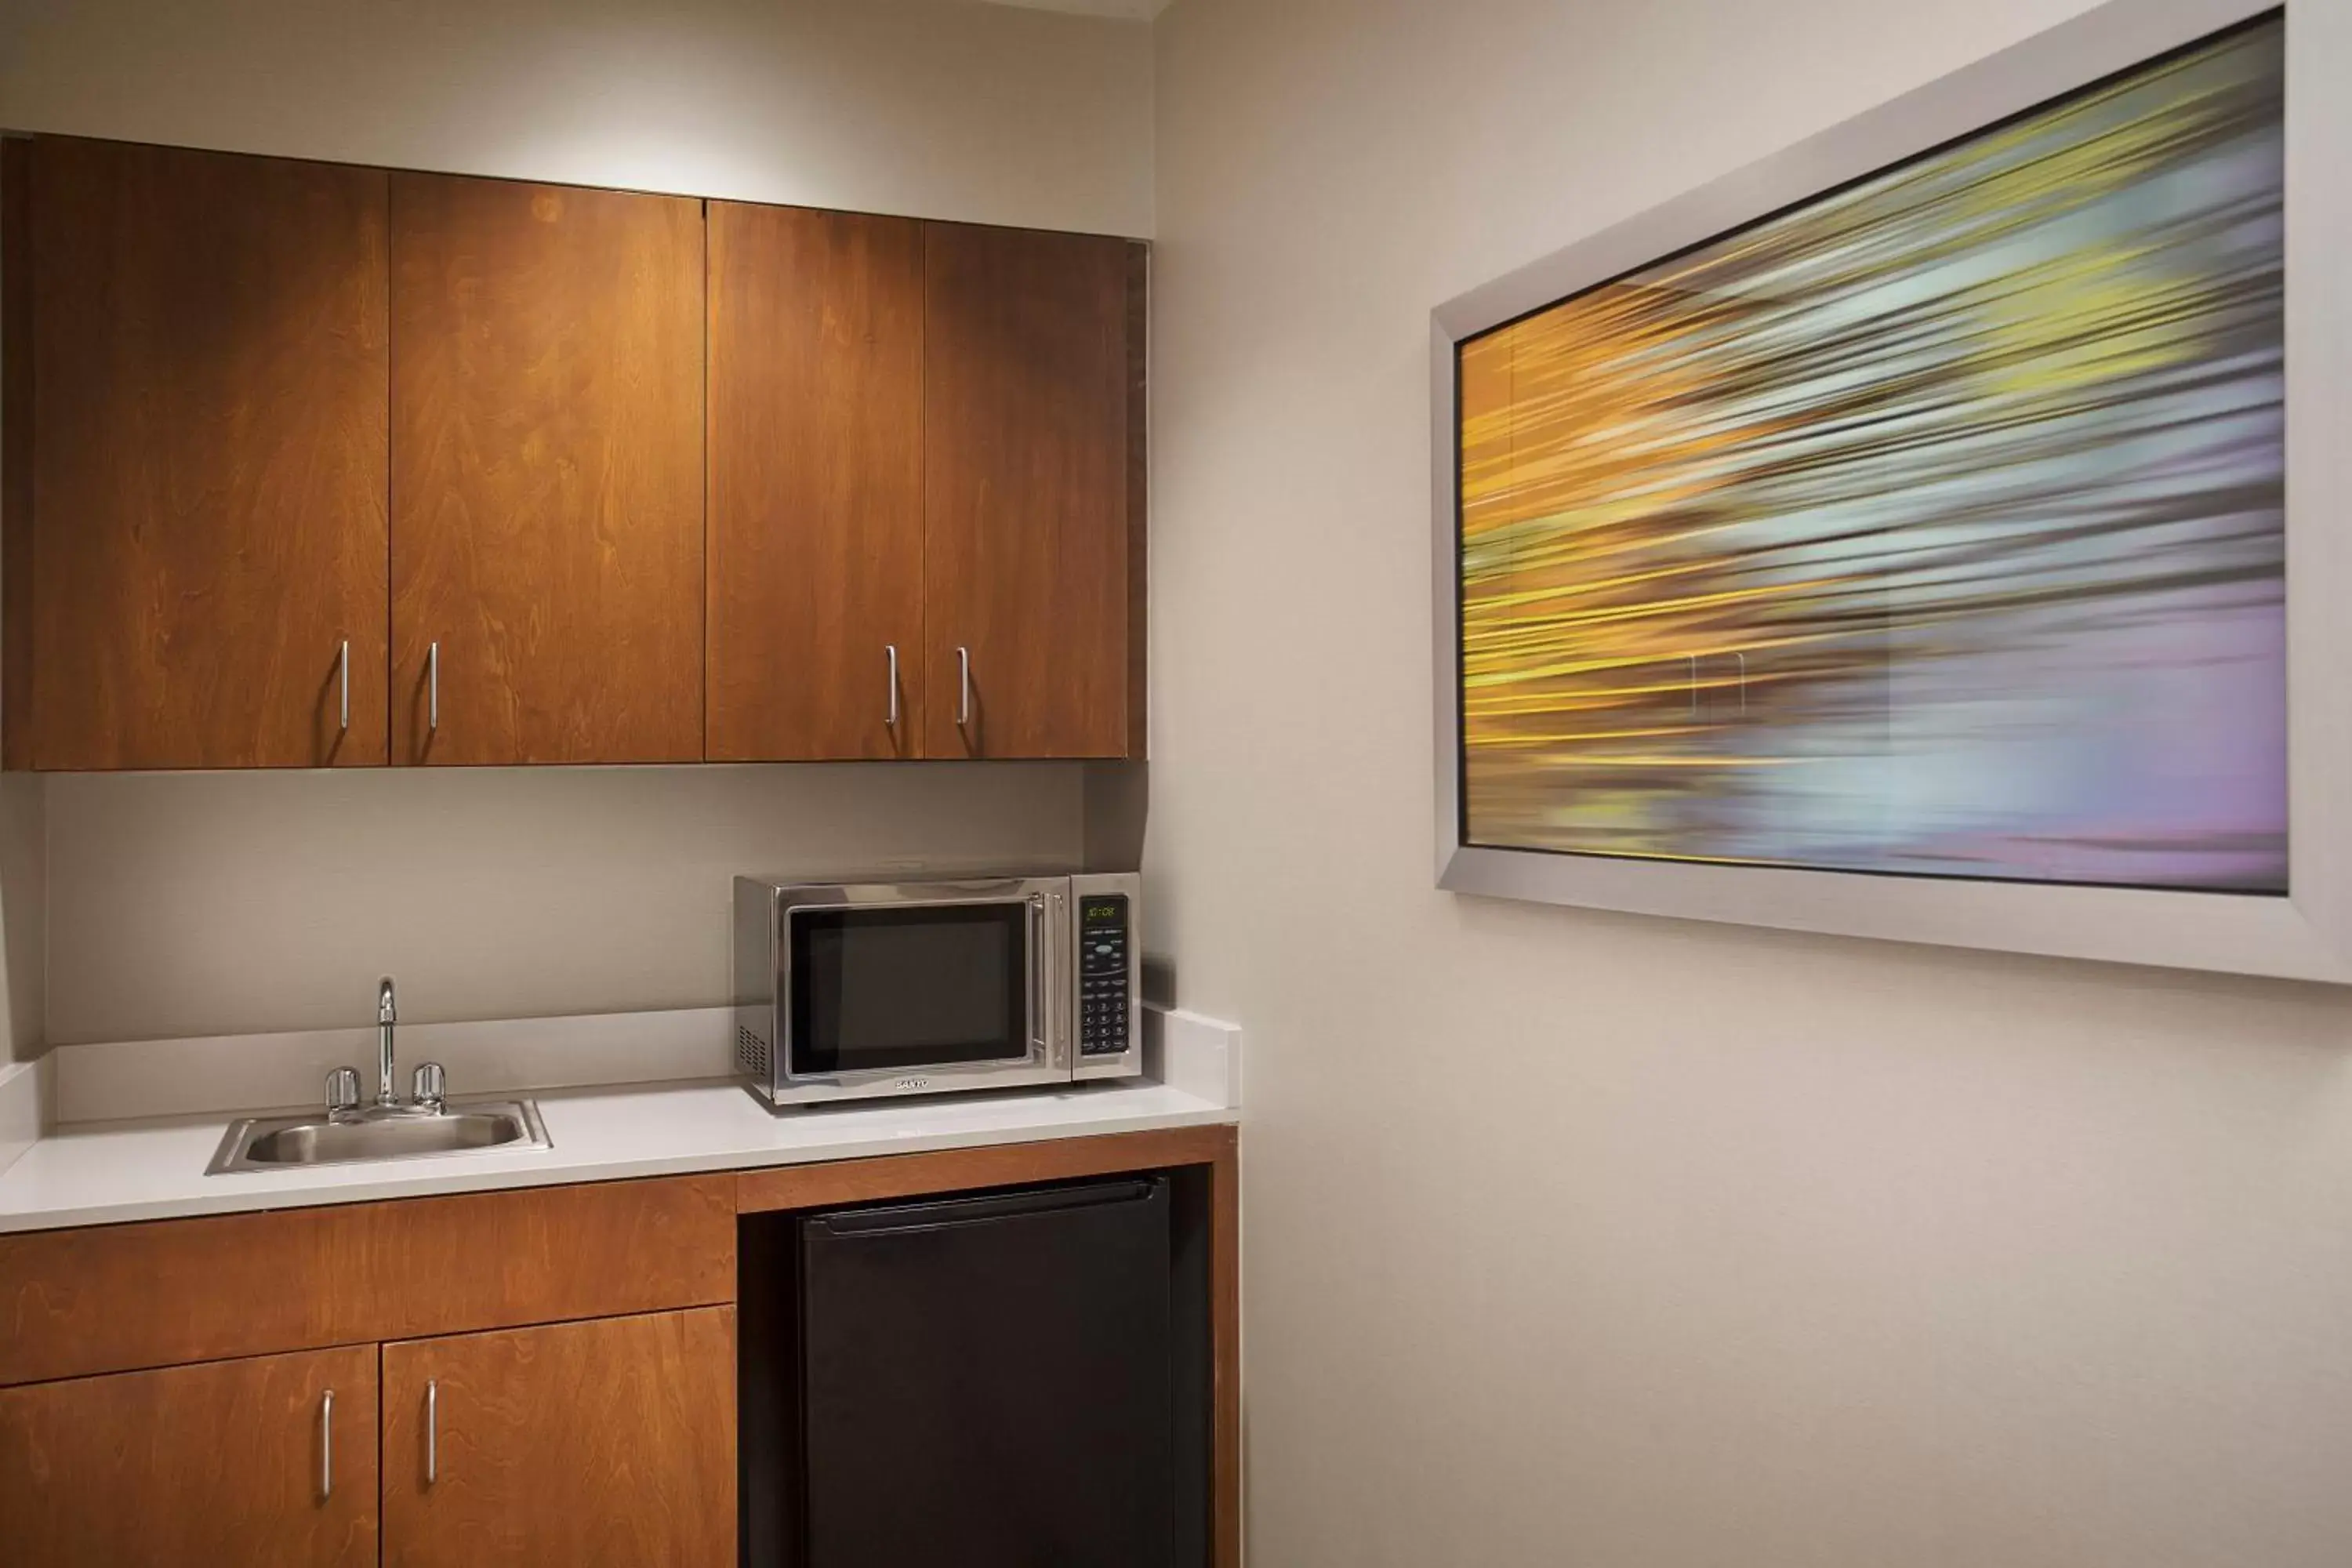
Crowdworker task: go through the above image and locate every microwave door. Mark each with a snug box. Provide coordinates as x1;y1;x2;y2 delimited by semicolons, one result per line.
778;889;1068;1102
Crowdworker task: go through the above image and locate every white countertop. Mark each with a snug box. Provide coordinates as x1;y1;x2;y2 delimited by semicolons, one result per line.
0;1076;1239;1234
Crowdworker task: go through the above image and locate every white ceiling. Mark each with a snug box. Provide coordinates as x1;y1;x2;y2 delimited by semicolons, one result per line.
967;0;1172;19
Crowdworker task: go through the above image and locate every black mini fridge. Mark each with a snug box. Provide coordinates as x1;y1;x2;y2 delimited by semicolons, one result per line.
740;1174;1209;1568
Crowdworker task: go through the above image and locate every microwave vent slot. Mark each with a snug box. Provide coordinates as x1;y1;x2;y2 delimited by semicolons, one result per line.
736;1024;771;1078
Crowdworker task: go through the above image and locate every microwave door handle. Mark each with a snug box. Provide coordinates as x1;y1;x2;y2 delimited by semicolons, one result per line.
1028;894;1048;1062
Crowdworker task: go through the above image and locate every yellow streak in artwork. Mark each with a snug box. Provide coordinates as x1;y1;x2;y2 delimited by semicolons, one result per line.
1512;755;1805;768
1469;575;1854;632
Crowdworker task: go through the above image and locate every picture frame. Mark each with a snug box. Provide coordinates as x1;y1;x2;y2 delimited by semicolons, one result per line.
1428;0;2352;980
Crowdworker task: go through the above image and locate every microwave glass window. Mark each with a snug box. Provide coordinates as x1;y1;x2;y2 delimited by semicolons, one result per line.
790;904;1029;1074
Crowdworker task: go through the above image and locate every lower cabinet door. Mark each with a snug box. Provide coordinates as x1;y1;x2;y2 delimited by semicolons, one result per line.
381;1305;736;1567
0;1343;379;1566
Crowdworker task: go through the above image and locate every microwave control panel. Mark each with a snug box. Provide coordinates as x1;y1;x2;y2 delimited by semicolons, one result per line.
1077;895;1133;1058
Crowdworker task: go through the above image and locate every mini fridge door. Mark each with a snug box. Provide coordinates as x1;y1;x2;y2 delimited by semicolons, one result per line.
797;1178;1175;1568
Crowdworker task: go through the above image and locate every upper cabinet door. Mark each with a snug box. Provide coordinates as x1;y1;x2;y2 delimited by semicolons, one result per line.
707;203;925;760
390;174;704;765
923;223;1142;760
0;1344;379;1567
15;138;390;771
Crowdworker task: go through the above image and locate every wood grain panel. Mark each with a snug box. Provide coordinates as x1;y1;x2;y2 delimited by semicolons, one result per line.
707;202;926;760
1210;1132;1240;1568
361;1171;735;1343
383;1307;735;1568
2;137;31;771
26;137;389;770
0;1174;734;1387
923;221;1134;759
391;173;704;764
0;1344;378;1566
732;1123;1232;1212
1126;238;1151;760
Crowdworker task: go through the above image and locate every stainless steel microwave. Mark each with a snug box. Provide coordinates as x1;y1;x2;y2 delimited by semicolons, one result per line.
732;872;1143;1109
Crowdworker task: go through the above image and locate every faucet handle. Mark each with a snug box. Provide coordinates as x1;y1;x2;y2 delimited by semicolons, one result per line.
325;1067;362;1116
411;1062;447;1112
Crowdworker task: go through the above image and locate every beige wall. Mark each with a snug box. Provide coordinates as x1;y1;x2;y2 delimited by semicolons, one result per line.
0;0;1153;235
0;0;1151;1052
1148;1;2352;1564
45;765;1081;1044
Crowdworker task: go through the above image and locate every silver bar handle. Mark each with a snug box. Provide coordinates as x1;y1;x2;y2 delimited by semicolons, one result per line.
320;1388;334;1499
957;645;972;729
337;641;350;732
885;644;900;729
426;1378;437;1483
427;643;440;733
1028;894;1047;1058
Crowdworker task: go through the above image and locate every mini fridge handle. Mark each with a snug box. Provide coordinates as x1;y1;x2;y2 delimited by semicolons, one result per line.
808;1178;1161;1239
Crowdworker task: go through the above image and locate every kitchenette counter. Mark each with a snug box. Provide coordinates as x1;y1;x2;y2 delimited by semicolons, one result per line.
0;1013;1246;1568
0;1009;1243;1234
0;1079;1233;1235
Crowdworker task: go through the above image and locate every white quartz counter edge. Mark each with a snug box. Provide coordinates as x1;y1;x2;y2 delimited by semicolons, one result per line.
0;1077;1240;1234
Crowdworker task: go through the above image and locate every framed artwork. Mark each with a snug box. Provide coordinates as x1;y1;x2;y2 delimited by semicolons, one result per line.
1431;0;2352;978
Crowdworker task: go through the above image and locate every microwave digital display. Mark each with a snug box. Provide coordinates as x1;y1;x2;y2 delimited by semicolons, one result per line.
789;904;1029;1075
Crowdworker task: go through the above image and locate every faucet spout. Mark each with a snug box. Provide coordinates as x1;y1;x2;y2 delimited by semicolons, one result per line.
376;977;398;1106
323;977;448;1120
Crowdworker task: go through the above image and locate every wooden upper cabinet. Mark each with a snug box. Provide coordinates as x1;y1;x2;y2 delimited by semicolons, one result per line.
924;223;1143;760
2;137;1145;772
707;203;926;760
382;1307;735;1568
390;174;705;765
0;1345;379;1567
9;137;390;770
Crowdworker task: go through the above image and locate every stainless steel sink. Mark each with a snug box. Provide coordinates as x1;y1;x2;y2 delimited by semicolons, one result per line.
207;1100;550;1175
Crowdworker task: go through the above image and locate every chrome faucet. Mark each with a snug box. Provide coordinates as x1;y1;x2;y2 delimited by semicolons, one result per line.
377;977;399;1108
325;977;448;1120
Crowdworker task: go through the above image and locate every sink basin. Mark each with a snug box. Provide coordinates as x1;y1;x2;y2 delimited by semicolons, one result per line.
207;1101;550;1175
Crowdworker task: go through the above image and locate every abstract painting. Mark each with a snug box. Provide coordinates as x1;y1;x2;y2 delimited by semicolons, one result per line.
1457;13;2285;892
